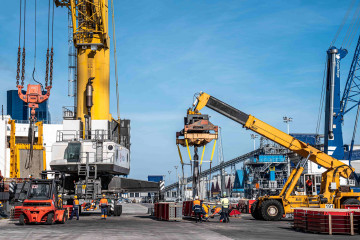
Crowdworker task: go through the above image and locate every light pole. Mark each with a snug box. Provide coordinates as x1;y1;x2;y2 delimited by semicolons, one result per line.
251;134;258;150
174;166;179;199
168;170;172;184
283;116;293;134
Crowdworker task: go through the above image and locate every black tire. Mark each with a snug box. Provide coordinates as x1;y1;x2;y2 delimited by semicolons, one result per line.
60;210;68;224
46;213;54;225
250;200;263;220
115;205;122;217
19;214;25;225
107;206;112;217
343;198;360;205
260;200;284;221
117;205;122;217
114;206;119;216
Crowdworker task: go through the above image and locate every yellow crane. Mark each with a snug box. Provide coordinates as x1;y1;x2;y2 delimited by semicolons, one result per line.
55;0;111;123
191;92;360;220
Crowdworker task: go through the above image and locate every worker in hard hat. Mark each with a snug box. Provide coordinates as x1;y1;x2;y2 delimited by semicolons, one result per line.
57;194;63;209
100;194;108;220
69;196;80;220
0;201;8;219
220;192;230;223
193;196;202;223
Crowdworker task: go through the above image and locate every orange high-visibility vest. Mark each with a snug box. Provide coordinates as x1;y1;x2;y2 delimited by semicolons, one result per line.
193;200;201;206
100;198;108;207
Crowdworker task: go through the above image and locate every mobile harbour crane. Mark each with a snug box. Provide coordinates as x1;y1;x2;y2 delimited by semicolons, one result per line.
190;92;360;221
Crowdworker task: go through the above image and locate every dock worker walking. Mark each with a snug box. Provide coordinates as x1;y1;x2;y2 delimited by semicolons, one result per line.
220;192;230;223
69;195;80;220
193;196;202;223
100;194;108;220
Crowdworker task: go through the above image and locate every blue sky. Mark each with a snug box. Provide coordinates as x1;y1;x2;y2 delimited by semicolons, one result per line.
0;0;359;182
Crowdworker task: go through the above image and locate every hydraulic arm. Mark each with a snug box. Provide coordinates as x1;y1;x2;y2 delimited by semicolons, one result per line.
192;92;360;220
194;92;354;179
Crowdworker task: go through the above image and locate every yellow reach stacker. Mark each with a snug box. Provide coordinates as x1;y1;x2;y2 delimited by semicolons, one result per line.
189;92;360;221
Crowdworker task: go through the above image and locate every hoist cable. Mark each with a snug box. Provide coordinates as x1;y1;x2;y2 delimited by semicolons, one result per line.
343;1;360;48
45;0;50;87
111;0;121;120
47;0;50;48
18;0;22;46
49;0;55;87
316;58;327;135
20;0;26;87
331;0;355;47
32;0;43;88
16;0;22;86
52;0;54;48
347;16;360;49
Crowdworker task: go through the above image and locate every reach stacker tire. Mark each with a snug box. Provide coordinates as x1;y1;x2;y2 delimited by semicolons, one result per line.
260;199;284;221
343;198;360;205
250;200;263;220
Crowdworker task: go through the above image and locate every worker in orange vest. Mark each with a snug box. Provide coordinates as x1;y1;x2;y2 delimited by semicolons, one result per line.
306;177;313;195
100;194;108;220
193;196;202;223
69;195;79;220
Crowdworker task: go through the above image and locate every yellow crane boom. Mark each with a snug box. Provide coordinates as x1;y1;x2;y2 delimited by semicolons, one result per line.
194;92;354;178
55;0;111;122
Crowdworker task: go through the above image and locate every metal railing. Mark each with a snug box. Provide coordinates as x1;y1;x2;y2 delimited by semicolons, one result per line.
57;129;110;142
62;106;76;119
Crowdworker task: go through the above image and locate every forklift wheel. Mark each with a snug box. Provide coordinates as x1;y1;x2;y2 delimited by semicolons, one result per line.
60;210;68;224
19;214;26;225
46;213;54;225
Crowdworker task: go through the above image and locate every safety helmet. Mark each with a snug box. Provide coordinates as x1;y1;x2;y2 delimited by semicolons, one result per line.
195;196;199;200
102;194;106;198
223;192;227;197
58;194;62;198
74;196;78;199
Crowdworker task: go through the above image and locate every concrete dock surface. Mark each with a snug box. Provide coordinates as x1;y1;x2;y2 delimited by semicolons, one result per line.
0;204;353;240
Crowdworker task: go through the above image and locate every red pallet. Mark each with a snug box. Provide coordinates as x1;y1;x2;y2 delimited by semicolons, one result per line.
154;202;182;221
343;205;360;209
293;208;360;235
182;200;194;217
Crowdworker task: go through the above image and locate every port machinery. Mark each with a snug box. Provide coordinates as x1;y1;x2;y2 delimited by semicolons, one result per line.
48;0;132;203
189;92;360;221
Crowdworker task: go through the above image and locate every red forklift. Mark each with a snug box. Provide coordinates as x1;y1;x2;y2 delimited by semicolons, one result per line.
18;171;68;225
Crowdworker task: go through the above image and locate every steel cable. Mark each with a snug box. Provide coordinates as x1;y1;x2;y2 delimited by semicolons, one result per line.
331;0;355;47
111;0;120;120
343;1;360;48
16;0;22;86
316;58;328;135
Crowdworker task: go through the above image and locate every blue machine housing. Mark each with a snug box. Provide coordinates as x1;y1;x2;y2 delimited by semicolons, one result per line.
324;47;347;160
